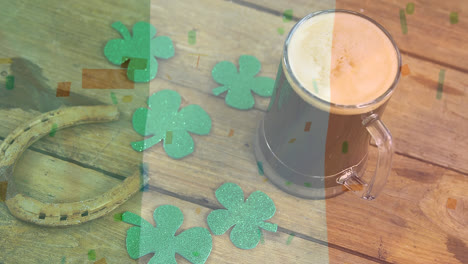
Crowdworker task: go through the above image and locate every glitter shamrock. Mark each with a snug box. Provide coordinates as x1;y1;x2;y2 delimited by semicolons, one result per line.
104;21;174;82
207;182;278;249
123;205;213;264
131;90;211;159
212;55;275;110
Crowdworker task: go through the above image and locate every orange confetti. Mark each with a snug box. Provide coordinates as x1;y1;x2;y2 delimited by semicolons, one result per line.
228;129;234;137
304;122;312;132
195;207;201;214
56;82;71;97
446;198;457;210
401;64;411;76
0;181;7;201
94;258;107;264
288;138;296;143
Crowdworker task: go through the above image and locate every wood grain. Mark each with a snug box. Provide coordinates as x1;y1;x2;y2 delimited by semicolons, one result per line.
0;0;466;263
1;78;466;263
231;0;468;174
0;0;466;173
0;141;369;264
239;0;468;71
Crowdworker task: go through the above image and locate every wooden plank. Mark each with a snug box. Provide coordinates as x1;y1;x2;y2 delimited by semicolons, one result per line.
0;144;368;264
225;1;468;174
382;55;468;174
138;108;468;263
0;0;466;263
0;0;466;173
238;0;468;71
1;77;466;263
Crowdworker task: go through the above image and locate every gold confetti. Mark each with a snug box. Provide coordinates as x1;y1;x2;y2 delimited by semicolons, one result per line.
122;95;133;103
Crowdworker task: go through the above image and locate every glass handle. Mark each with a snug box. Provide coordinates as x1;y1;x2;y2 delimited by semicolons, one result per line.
337;114;393;200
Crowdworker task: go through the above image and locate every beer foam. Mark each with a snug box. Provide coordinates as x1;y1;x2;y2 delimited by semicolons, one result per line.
288;12;398;106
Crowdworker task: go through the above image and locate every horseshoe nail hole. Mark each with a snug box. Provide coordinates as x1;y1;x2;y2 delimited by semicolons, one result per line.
39;213;46;219
81;211;88;217
9;138;15;144
60;215;68;221
41;118;49;122
23;127;31;132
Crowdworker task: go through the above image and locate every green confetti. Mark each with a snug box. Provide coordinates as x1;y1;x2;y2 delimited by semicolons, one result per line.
277;27;285;35
436;69;446;100
212;55;275;110
304;182;311;188
283;9;293;22
104;21;174;82
5;75;14;90
166;131;173;144
312;79;319;93
61;256;66;264
114;213;123;222
110;92;118;105
123;205;213;264
286;233;295;245
342;141;348;154
131;90;212;159
406;3;415;15
207;183;277;250
285;181;292;186
399;9;408;34
49;123;58;137
188;30;197;45
450;12;458;24
88;249;96;261
257;161;264;175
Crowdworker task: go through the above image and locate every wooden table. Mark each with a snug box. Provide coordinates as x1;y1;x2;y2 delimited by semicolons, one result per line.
0;0;467;263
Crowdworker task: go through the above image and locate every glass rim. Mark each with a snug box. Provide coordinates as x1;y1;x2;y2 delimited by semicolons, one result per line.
283;9;402;111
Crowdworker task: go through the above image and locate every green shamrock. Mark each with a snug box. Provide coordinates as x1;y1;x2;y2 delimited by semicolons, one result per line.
104;21;174;82
131;90;211;159
123;205;213;264
207;182;278;249
212;55;275;110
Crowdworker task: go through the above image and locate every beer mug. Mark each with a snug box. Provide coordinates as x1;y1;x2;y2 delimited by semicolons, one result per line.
254;10;401;200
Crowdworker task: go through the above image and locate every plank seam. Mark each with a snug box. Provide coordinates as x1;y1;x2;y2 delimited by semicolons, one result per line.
2;137;393;262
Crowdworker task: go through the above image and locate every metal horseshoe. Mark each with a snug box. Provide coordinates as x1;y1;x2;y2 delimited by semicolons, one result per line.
0;105;144;226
